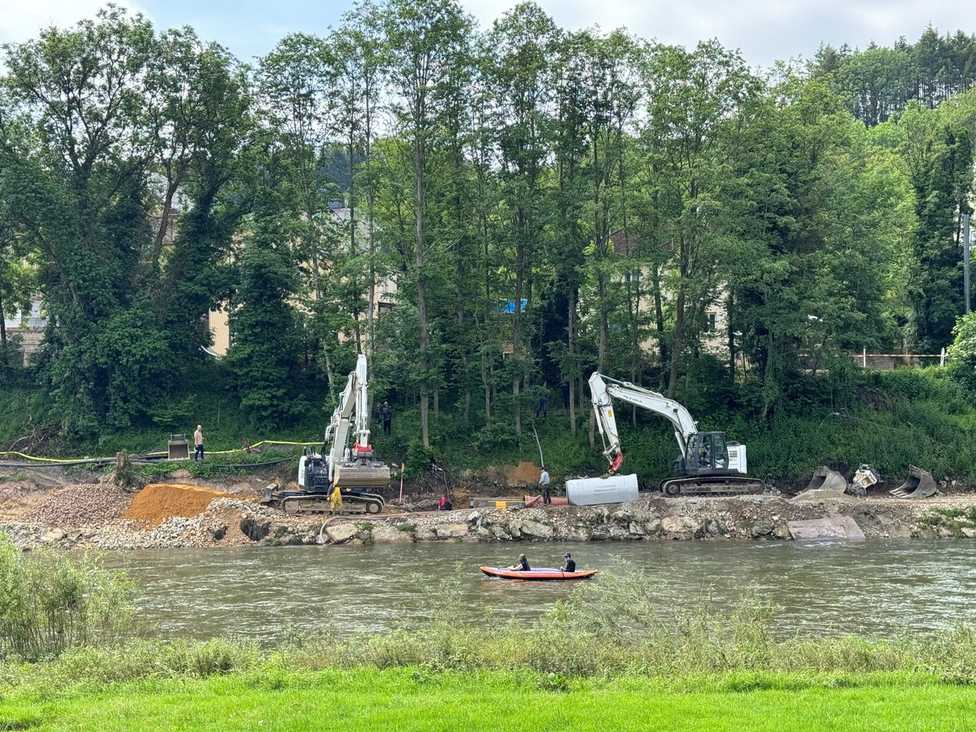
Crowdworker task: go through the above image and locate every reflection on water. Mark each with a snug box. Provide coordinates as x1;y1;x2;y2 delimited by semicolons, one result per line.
102;539;976;642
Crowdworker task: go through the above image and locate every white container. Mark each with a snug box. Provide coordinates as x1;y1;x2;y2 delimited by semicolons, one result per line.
727;443;747;474
565;473;639;506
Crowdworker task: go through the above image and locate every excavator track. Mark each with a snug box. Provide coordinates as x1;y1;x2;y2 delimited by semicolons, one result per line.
660;475;766;497
273;492;385;515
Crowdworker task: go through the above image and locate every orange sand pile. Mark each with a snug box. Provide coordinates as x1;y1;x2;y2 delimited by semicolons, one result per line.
124;483;226;528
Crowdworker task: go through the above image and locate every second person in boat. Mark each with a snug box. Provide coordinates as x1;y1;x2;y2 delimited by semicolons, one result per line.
508;553;530;571
562;552;575;572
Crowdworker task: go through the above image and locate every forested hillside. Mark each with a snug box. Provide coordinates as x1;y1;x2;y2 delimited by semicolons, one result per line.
1;2;975;476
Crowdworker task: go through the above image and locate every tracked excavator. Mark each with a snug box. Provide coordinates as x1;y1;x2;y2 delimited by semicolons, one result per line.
589;372;766;496
262;354;390;514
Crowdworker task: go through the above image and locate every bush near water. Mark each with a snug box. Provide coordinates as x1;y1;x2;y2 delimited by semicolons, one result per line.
0;534;134;661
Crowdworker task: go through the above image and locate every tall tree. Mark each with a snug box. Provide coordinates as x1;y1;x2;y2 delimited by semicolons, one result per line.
638;41;761;397
383;0;472;448
486;1;556;436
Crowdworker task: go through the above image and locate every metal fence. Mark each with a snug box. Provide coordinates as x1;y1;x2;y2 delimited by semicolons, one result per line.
850;348;946;370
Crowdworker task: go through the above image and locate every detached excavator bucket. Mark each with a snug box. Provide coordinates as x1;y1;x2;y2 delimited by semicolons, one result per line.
889;465;938;499
794;466;848;499
808;466;848;493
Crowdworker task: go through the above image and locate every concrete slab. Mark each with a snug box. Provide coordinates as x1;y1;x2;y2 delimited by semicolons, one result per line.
788;515;865;542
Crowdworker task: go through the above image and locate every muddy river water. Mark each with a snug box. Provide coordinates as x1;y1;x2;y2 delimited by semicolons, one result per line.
103;539;976;642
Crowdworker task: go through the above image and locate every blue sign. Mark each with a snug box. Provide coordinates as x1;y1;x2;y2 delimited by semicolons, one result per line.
500;299;528;314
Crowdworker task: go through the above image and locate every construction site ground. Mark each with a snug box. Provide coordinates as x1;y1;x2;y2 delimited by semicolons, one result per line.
4;461;976;550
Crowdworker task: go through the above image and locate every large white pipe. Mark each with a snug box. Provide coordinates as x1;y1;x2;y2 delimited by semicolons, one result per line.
565;473;639;506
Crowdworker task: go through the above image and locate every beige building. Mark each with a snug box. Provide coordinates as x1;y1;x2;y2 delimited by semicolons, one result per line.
2;296;46;366
206;206;397;357
610;229;730;363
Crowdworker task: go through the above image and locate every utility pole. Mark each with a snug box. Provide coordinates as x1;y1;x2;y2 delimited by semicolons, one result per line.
964;213;972;315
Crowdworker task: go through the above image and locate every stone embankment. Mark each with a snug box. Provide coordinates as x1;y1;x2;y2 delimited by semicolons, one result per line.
4;477;976;551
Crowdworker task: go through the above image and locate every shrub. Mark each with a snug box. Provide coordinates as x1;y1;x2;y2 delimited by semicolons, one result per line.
949;313;976;394
0;534;135;661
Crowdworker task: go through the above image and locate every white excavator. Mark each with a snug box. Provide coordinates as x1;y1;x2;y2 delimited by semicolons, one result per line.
588;372;765;496
262;354;390;513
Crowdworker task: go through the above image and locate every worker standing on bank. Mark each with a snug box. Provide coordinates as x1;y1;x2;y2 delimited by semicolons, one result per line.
193;424;205;461
380;400;393;436
539;466;551;505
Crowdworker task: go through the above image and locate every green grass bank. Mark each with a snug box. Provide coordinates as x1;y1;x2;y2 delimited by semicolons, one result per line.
3;668;973;731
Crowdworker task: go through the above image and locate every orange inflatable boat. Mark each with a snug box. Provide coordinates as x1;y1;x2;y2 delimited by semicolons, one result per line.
479;566;597;581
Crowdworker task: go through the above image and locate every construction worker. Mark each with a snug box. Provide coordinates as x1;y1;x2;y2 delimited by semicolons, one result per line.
380;400;393;435
193;425;205;461
534;394;548;419
539;466;551;505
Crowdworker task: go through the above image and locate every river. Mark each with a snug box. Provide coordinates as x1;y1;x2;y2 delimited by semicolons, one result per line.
102;539;976;642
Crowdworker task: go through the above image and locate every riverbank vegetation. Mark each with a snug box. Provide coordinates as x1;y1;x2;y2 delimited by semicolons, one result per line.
5;365;976;487
2;3;976;479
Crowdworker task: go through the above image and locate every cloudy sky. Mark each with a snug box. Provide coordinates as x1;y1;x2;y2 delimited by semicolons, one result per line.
0;0;971;67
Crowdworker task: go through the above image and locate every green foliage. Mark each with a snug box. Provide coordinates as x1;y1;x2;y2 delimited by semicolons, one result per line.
226;237;301;428
0;534;134;661
948;312;976;392
404;441;439;479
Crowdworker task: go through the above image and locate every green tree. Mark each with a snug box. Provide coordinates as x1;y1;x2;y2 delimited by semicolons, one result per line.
226;140;302;426
383;0;473;448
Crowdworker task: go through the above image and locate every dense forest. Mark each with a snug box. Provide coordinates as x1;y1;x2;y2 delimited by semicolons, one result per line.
1;1;975;463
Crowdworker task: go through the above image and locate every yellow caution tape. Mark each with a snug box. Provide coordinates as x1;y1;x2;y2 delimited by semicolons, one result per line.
0;451;91;464
0;439;322;463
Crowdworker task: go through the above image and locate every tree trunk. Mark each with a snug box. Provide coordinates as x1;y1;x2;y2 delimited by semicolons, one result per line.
567;286;577;435
651;263;667;384
668;287;686;400
0;292;8;367
414;131;430;449
482;346;492;427
364;82;376;357
512;209;527;437
727;290;736;381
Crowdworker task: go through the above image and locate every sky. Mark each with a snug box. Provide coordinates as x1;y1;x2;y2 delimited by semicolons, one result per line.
0;0;972;68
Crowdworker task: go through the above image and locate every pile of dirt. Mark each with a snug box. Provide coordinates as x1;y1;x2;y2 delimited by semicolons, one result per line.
503;460;541;487
27;484;130;527
124;483;226;528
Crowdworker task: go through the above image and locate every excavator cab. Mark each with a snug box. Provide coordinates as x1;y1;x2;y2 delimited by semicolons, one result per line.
681;432;730;474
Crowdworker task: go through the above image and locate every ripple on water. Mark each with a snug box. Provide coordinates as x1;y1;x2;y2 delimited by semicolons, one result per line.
102;539;976;642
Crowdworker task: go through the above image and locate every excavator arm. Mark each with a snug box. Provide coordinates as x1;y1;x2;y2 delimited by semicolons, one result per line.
323;354;373;483
588;372;699;474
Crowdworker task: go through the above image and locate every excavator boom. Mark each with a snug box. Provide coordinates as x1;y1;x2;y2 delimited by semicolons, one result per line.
589;373;698;474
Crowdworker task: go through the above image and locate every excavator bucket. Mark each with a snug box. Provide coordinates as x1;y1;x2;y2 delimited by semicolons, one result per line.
794;466;848;500
889;465;938;499
807;466;849;494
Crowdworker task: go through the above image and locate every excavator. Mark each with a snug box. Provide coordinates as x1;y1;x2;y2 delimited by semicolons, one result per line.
262;354;390;514
589;372;766;496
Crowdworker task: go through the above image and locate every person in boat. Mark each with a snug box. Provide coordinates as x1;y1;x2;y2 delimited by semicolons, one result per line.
508;553;530;571
561;552;576;572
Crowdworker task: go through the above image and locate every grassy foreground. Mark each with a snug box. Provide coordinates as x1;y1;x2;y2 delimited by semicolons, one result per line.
3;668;975;731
